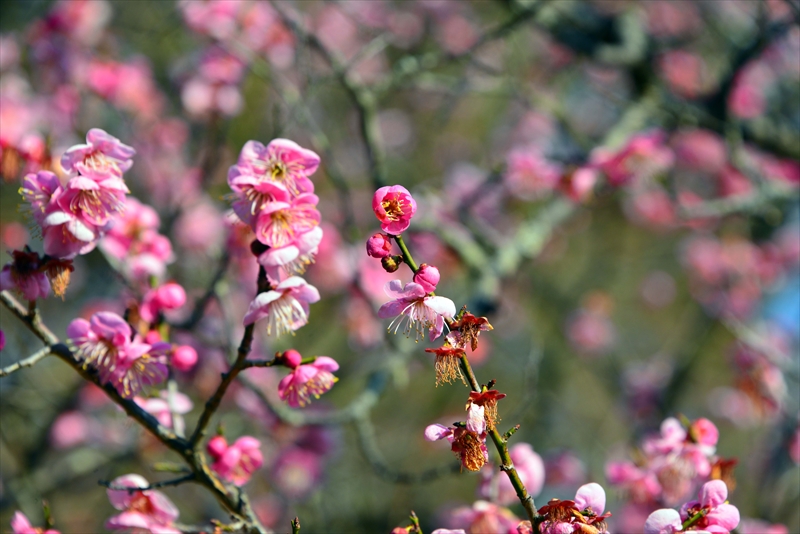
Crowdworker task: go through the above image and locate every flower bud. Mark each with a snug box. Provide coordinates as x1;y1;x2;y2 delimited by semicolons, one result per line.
144;330;162;344
172;345;198;372
207;435;228;459
282;349;303;369
366;233;392;258
381;255;403;273
413;263;440;293
155;282;186;309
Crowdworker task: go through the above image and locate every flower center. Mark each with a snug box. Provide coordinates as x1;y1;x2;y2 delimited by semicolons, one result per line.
381;198;404;221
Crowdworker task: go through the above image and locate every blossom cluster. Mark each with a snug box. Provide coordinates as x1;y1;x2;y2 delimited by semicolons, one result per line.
645;480;740;534
228;138;322;337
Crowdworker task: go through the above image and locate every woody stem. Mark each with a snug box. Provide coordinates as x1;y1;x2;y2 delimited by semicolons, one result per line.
459;354;538;523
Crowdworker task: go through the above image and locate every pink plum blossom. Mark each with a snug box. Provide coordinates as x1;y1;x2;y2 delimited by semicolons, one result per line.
442;501;519;534
10;511;60;534
0;250;50;301
504;148;562;200
378;280;456;341
67;312;166;398
425;404;489;472
230;138;320;197
207;435;264;486
536;483;611;534
646;480;740;534
60;128;135;180
134;390;193;429
277;349;339;408
271;447;324;499
253;193;321;248
560;166;598;202
40;204;99;259
105;474;180;533
242;276;320;337
20;170;62;226
372;185;417;235
258;225;323;282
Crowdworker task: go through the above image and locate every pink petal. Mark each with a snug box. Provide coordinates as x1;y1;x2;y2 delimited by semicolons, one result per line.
644;509;683;534
574;482;606;514
312;356;339;372
700;480;728;508
424;424;452;442
706;504;740;531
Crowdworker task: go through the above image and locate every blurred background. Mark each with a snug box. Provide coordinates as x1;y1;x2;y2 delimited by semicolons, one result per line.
1;1;798;532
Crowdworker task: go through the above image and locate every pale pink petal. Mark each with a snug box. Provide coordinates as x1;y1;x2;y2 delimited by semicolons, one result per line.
644;509;683;534
575;482;606;514
700;480;728;508
425;424;452;441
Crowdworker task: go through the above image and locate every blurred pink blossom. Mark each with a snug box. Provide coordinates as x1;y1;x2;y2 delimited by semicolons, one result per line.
105;474;180;533
10;512;59;534
479;442;544;505
207;435;264;486
504;148;561;201
272;447;324;499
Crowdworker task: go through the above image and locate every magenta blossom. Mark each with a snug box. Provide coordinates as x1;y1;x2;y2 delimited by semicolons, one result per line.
277;349;339;408
20;170;62;226
227;173;290;228
372;185;417;234
258;225;323;282
230;138;320;197
378;280;456;341
105;474;180;534
56;173;128;226
207;435;264;486
253;193;321;248
10;511;60;534
41;205;99;259
0;250;50;301
61;128;135;180
645;480;740;534
67;312;166;398
242;276;321;337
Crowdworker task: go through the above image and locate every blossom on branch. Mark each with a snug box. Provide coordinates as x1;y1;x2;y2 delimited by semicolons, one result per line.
425;404;488;472
0;249;50;301
60;128;135;180
10;512;60;534
644;480;740;534
529;482;611;534
207;435;264;486
242;277;320;337
372;185;417;235
230;138;320;197
378;280;455;342
277;349;339;408
105;474;180;533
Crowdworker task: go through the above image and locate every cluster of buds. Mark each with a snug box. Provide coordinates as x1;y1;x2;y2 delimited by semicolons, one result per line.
228;138;322;337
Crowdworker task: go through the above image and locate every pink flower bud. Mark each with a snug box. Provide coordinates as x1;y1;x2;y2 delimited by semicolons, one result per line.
144;330;162;344
172;345;198;372
413;263;440;293
207;435;227;459
155;282;186;309
366;233;392;258
282;349;303;369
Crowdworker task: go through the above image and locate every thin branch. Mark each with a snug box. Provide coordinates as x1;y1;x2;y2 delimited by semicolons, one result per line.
175;252;230;330
679;184;799;220
0;345;53;377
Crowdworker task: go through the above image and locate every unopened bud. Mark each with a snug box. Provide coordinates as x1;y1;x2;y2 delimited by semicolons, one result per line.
172;345;198;372
281;349;303;369
366;233;393;258
207;435;227;459
155;282;187;310
381;255;403;273
413;263;440;292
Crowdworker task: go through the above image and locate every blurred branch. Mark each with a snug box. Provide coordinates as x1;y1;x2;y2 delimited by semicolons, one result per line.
99;473;196;492
679;184;799;220
0;345;53;377
174;252;230;330
353;413;461;484
269;0;387;189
